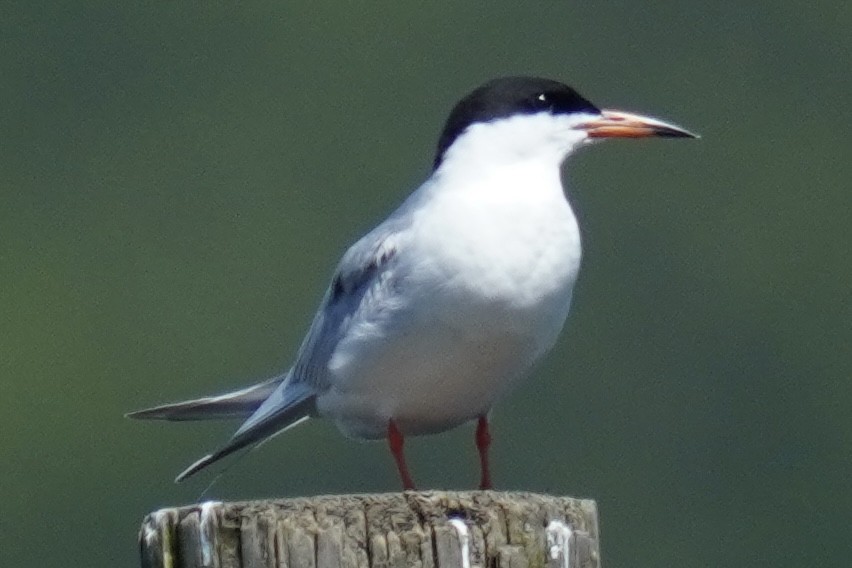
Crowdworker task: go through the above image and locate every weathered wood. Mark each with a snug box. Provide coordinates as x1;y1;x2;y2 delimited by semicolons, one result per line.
139;491;600;568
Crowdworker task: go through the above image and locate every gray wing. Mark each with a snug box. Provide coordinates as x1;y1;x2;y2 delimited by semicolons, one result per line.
174;221;406;481
286;221;405;391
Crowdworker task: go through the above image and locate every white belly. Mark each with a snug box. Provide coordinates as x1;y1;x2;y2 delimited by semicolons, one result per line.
318;309;561;439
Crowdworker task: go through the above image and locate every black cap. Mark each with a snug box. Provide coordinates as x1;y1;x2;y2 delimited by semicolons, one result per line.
434;77;599;168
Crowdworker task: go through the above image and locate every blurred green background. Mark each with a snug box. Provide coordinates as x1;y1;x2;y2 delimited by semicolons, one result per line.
1;2;849;567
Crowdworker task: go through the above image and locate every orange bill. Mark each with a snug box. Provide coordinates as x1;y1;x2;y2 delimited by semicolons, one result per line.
579;109;698;139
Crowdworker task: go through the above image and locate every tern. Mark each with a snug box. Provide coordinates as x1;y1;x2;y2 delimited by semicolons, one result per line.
128;76;696;490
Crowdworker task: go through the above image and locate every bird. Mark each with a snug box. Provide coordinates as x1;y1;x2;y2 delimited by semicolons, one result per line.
128;76;697;490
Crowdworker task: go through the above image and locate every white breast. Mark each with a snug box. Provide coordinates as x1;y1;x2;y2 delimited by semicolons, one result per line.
317;159;582;439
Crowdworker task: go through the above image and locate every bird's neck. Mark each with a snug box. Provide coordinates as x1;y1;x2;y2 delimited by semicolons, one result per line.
430;152;567;204
436;146;564;182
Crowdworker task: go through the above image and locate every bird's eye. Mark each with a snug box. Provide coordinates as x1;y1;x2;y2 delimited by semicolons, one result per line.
532;93;553;111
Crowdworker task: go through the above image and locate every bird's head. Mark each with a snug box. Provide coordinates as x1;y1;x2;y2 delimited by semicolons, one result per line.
433;76;697;171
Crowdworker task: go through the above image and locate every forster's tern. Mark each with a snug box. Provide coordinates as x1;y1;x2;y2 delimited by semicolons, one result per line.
129;76;697;490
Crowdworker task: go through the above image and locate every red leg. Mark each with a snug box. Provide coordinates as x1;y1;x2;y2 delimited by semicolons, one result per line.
476;415;493;490
388;419;416;491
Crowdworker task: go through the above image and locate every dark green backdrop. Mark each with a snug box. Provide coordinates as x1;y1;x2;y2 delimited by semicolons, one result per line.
1;3;849;567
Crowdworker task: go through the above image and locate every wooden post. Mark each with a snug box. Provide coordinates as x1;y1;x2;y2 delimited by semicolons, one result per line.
139;491;600;568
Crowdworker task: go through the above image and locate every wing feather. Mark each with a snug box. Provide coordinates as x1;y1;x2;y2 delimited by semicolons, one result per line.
287;223;403;390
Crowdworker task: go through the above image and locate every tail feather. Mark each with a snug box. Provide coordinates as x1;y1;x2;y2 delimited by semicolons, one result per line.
125;375;285;421
175;389;314;482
